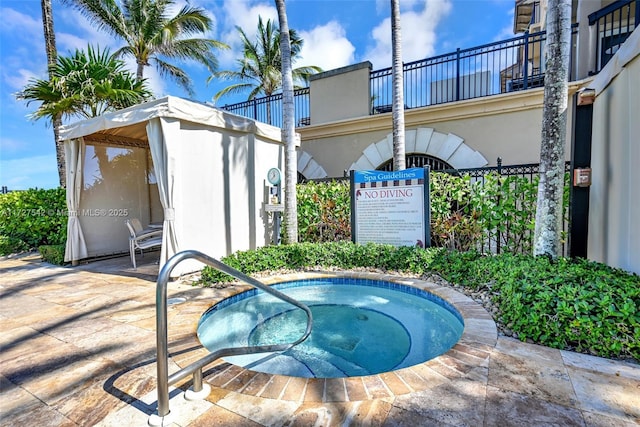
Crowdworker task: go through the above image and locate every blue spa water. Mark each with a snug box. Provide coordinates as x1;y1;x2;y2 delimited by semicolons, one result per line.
197;278;464;378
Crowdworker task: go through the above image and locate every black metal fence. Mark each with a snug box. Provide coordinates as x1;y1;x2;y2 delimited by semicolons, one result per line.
221;26;578;126
589;0;638;73
219;1;637;127
440;159;571;256
439;157;569;182
302;159;571;256
221;87;310;129
371;27;579;113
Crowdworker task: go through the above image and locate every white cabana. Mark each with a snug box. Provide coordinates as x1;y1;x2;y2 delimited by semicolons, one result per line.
59;96;284;274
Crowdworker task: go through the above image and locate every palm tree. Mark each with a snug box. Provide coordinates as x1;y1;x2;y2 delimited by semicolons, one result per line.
533;0;572;258
275;0;297;244
391;0;406;171
211;16;321;124
63;0;227;96
40;0;65;187
17;46;153;122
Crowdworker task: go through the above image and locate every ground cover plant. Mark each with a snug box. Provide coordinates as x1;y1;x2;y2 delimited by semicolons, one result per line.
0;188;67;256
200;242;640;363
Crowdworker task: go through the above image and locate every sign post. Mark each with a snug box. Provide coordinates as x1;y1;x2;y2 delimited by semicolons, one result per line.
351;167;430;248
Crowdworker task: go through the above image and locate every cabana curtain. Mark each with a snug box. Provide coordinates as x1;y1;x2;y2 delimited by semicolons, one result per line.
64;138;88;262
146;118;179;269
59;96;283;272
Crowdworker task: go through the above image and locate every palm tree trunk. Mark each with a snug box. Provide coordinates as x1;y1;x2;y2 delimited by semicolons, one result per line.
276;0;298;244
391;0;406;171
41;0;65;187
137;62;145;82
533;0;572;258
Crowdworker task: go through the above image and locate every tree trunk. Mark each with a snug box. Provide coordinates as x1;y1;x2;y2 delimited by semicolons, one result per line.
41;0;65;188
533;0;572;258
391;0;405;171
137;62;145;82
275;0;298;244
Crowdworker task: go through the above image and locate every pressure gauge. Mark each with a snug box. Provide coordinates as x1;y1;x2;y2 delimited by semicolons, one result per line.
267;167;282;185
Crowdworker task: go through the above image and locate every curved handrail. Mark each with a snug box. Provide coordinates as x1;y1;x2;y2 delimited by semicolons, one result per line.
155;250;313;419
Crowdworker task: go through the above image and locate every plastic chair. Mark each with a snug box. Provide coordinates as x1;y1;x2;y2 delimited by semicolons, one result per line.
125;219;162;269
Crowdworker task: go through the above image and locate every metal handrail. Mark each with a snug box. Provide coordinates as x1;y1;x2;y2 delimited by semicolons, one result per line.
154;250;313;420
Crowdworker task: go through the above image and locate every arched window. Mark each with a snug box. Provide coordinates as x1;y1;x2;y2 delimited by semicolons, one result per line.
376;154;453;171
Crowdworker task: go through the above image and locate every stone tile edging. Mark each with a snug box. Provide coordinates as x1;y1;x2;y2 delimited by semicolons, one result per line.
169;271;498;403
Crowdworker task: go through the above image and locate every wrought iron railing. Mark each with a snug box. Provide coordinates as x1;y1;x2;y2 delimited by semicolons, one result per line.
301;159;571;256
371;26;578;113
440;159;572;256
589;0;638;73
221;87;309;129
219;0;637;128
221;26;577;127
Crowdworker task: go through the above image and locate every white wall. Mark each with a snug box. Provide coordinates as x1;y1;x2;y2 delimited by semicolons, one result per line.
588;51;640;274
170;122;283;270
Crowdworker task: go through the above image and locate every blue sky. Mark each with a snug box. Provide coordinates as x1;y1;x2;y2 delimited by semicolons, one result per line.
0;0;514;190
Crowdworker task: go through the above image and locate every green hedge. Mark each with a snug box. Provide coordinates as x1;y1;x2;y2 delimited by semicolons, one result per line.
38;244;66;265
200;242;640;362
295;172;568;254
0;235;29;255
297;180;351;242
0;188;67;255
429;250;639;360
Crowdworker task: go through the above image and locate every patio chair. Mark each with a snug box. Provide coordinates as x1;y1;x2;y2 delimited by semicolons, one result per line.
130;218;162;237
125;219;162;269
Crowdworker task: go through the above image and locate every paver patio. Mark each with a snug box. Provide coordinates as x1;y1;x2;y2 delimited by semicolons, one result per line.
1;252;638;426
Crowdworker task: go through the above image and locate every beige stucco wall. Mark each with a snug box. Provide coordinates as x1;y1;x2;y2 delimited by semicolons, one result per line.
588;48;640;274
299;87;579;177
309;62;372;125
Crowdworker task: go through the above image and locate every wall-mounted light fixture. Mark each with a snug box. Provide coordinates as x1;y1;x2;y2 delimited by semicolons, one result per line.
577;88;596;106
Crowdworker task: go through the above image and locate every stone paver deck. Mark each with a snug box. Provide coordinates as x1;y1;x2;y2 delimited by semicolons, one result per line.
1;252;638;426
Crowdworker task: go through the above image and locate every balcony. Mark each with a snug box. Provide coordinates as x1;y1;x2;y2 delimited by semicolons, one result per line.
589;0;638;73
221;1;636;129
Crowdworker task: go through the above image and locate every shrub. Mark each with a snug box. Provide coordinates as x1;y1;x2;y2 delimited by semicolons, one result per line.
429;173;482;250
0;235;29;256
39;244;66;265
0;188;67;254
295;171;569;254
296;180;351;242
428;251;640;360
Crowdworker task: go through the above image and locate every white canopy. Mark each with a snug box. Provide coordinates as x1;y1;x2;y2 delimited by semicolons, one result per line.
60;96;284;273
60;96;282;142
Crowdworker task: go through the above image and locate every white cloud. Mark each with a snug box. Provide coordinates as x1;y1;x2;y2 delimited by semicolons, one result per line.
0;7;41;37
298;21;355;71
56;32;95;53
365;0;453;68
493;24;516;42
4;69;38;92
0;136;28;153
57;9;116;53
0;8;46;93
218;0;278;68
214;1;356;79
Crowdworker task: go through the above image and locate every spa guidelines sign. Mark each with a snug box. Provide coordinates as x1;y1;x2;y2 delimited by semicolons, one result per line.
350;167;430;248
